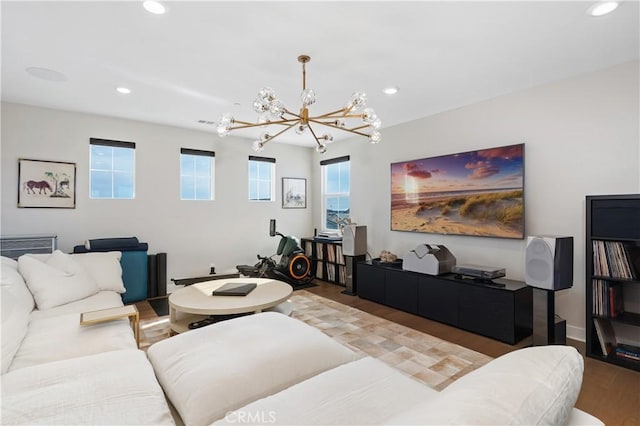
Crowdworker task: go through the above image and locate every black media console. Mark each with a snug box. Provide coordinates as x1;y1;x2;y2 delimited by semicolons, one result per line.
357;261;533;344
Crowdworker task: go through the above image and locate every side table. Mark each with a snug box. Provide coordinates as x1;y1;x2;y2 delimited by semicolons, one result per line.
80;305;140;347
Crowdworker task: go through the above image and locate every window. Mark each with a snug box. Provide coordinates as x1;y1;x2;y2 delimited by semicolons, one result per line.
321;156;350;230
89;138;135;199
180;148;215;200
248;156;275;201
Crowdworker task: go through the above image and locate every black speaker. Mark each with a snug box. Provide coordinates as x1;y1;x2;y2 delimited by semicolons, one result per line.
525;236;573;290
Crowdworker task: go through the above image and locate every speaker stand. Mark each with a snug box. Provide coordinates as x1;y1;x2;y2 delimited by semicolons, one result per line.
341;256;357;295
532;288;566;346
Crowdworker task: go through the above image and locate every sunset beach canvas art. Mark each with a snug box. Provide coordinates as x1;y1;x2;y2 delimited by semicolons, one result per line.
391;143;524;239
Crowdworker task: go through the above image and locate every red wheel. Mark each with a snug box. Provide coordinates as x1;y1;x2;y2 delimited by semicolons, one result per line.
289;254;310;280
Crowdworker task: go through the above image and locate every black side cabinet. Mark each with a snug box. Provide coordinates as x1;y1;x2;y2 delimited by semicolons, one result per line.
357;261;532;344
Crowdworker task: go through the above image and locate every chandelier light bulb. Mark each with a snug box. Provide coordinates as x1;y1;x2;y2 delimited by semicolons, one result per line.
216;125;230;138
347;91;367;111
371;117;382;130
322;134;334;143
316;143;327;154
295;124;308;135
260;132;271;142
218;113;234;126
253;99;268;113
369;131;382;144
301;89;316;106
334;118;346;128
362;107;377;124
252;140;265;152
258;87;277;102
269;100;286;119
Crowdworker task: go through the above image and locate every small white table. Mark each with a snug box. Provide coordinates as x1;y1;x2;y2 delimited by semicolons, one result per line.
80;305;140;347
168;278;293;333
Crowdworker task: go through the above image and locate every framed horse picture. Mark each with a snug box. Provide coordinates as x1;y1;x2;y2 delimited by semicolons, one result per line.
18;159;76;208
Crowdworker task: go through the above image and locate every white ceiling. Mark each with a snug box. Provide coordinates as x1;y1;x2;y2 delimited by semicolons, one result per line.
2;1;639;147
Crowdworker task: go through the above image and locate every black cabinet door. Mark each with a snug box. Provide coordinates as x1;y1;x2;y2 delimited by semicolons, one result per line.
458;284;514;344
417;276;459;326
357;263;385;304
385;270;418;314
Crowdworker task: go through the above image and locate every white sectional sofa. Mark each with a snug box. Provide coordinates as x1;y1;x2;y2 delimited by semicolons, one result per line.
1;252;603;426
1;253;174;425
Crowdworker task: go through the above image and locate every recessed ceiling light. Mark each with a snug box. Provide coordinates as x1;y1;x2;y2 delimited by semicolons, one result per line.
25;67;67;82
116;87;131;94
143;1;166;15
383;86;399;95
587;1;619;16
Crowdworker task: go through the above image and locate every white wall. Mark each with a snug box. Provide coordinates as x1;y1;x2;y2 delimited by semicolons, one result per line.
312;60;640;341
1;103;314;291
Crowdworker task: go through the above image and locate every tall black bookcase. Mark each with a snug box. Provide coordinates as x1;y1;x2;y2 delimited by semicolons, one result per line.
585;194;640;371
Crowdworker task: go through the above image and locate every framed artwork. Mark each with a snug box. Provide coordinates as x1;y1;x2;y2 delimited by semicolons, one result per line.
390;143;525;239
282;177;306;209
18;158;76;208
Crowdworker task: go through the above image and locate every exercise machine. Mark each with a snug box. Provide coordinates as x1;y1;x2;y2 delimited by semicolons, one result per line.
236;220;312;286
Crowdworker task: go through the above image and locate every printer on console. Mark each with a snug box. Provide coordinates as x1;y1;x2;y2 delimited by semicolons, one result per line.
403;244;456;275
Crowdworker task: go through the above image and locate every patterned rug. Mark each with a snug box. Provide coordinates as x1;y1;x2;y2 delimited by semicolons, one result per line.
138;290;492;391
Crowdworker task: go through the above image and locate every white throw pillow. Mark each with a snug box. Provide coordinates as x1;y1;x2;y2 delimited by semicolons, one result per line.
70;251;125;293
386;346;584;425
18;251;100;310
1;256;18;270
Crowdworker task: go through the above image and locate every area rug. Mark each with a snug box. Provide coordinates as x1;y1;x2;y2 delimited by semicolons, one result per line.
138;290;492;391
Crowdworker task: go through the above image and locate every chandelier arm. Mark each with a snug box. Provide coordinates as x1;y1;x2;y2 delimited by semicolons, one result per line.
314;108;348;119
312;113;364;120
306;119;370;137
305;123;323;147
283;109;301;119
229;119;297;130
349;124;370;131
262;122;298;145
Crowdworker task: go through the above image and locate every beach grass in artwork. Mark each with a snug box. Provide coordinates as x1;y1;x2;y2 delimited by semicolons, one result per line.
391;144;524;239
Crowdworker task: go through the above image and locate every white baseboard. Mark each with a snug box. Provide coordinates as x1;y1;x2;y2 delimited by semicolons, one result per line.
567;325;585;343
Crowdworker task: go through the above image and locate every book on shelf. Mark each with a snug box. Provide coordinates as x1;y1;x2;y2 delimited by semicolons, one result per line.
592;279;624;318
593;317;617;356
615;343;640;361
592;240;638;279
336;245;345;265
315;243;324;260
304;241;313;257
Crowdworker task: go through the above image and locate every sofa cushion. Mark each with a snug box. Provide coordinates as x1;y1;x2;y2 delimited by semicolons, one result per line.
2;255;18;269
29;290;124;320
9;312;136;371
1;266;35;373
18;250;100;309
385;345;584;425
215;357;439;425
70;251;126;293
147;312;358;426
1;349;175;425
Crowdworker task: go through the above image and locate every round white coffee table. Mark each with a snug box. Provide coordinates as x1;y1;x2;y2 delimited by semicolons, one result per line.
168;277;293;333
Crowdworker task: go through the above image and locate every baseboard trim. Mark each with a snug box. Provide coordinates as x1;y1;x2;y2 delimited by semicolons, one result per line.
567;325;585;343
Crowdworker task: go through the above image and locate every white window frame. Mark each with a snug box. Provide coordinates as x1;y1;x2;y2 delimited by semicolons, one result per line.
248;156;276;202
89;138;135;199
321;156;350;231
180;148;215;201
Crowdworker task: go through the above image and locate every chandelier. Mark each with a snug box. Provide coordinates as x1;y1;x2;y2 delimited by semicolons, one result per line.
216;55;382;154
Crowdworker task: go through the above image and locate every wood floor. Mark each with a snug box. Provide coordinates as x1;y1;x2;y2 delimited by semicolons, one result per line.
137;280;640;425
